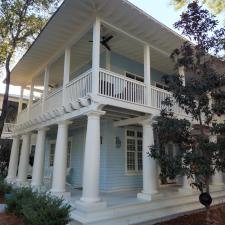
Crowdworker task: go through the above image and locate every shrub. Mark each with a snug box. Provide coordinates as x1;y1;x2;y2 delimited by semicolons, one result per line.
6;187;71;225
0;176;12;196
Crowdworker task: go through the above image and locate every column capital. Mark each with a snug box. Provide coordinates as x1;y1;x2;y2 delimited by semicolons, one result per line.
139;115;157;127
86;110;105;118
57;120;72;126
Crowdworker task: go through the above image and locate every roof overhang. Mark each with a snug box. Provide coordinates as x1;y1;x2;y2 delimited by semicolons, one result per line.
11;0;186;86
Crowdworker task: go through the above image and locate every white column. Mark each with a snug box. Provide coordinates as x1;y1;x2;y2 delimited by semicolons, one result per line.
106;51;111;70
209;135;224;186
92;18;101;95
138;120;158;201
50;121;70;195
28;80;34;119
80;110;105;204
62;48;71;106
18;87;24;114
42;67;50;113
144;45;151;106
17;133;31;185
179;66;186;86
31;128;47;189
6;136;20;183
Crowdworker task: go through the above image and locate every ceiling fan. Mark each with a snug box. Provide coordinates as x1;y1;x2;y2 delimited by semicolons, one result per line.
89;35;114;51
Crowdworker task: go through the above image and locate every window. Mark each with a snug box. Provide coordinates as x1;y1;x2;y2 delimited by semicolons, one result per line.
155;82;168;91
49;139;72;168
125;72;144;83
126;129;143;174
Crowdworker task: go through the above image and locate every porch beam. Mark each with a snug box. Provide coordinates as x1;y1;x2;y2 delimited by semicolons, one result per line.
92;17;101;94
101;20;170;58
113;115;149;127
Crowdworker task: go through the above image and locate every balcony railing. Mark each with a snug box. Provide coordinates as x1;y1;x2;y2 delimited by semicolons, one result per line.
16;68;187;125
1;123;15;139
99;68;146;105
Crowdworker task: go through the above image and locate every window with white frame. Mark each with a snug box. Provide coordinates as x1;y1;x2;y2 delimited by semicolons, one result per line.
126;129;143;174
125;72;144;83
49;139;72;168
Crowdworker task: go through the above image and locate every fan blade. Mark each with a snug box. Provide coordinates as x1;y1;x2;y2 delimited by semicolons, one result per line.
104;35;113;42
102;43;111;51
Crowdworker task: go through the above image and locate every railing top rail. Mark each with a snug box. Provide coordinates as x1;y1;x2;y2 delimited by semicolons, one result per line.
46;86;63;100
100;68;146;87
31;99;42;108
66;69;92;88
150;85;172;95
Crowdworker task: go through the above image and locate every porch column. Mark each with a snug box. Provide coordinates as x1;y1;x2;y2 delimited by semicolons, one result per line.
179;66;186;86
42;67;50;113
50;121;71;196
17;133;31;185
31;128;48;189
138;119;158;201
6;136;20;183
28;80;34;119
209;135;224;186
62;48;71;106
18;87;24;114
144;45;151;106
80;110;105;204
92;18;101;95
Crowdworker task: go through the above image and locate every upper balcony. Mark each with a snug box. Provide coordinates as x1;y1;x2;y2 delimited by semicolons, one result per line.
17;67;186;125
12;18;188;130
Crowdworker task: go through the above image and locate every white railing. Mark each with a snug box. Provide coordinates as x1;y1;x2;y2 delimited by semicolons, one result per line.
151;86;185;115
1;123;15;138
99;68;146;105
45;87;63;113
65;69;92;105
30;100;42;119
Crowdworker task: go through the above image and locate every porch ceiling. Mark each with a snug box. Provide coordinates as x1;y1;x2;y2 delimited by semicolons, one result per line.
10;0;186;86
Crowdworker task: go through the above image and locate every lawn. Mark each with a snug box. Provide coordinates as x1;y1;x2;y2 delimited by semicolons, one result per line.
155;204;225;225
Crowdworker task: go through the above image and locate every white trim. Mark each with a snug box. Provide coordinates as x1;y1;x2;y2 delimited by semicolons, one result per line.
125;128;143;176
48;137;72;168
124;71;144;83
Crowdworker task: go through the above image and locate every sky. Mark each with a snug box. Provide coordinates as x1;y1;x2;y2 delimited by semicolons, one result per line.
0;0;221;97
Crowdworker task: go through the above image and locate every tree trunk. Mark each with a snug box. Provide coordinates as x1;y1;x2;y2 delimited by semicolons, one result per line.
0;56;11;138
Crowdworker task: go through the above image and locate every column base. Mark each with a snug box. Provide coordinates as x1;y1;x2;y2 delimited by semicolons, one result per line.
137;191;158;201
75;200;107;212
50;189;71;198
5;177;16;184
16;179;29;187
31;184;47;193
178;187;195;194
210;184;225;192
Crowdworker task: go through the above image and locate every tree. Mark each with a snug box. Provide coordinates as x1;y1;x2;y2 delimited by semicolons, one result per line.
171;0;225;15
150;2;225;211
0;0;61;138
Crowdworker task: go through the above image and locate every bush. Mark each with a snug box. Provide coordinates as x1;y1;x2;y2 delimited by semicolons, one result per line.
0;176;12;196
6;187;71;225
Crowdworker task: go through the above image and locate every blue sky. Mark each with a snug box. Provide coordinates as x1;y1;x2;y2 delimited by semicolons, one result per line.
128;0;182;30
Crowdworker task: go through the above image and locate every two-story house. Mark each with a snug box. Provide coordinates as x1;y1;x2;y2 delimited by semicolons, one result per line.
5;0;225;224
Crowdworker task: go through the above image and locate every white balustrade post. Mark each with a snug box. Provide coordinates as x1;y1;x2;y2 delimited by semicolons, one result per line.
31;128;48;189
137;118;158;201
144;45;151;106
17;133;31;185
92;18;101;95
209;135;224;186
6;136;20;183
62;48;71;106
42;67;50;113
50;121;71;196
80;110;105;205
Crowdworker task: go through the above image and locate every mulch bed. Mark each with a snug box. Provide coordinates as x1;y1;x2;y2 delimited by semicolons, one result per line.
155;204;225;225
0;213;25;225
